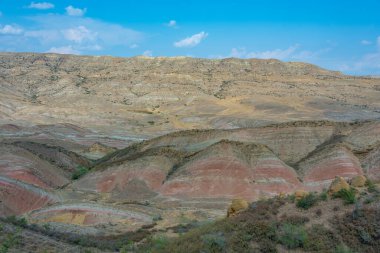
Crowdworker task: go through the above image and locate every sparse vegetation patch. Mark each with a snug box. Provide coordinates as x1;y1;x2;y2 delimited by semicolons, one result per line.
71;166;89;180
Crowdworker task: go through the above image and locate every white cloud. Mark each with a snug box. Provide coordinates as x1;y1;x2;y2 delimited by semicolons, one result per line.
80;44;102;51
338;36;380;74
65;6;86;17
167;20;177;27
247;46;298;59
174;31;208;48
361;40;372;45
342;52;380;73
142;50;153;57
25;29;60;43
229;48;247;58
47;45;81;55
228;45;298;60
213;45;330;63
62;26;97;43
292;47;331;60
0;25;23;35
130;44;139;49
28;2;54;10
13;14;143;54
0;14;143;56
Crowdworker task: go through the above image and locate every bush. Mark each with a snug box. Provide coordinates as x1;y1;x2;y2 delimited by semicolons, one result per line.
278;223;307;249
288;194;296;203
281;215;309;225
201;232;226;253
152;214;162;222
146;235;169;252
304;225;337;251
296;193;319;209
334;188;356;204
71;166;89;180
366;180;377;193
333;203;380;252
319;190;328;201
334;244;355;253
0;232;20;253
5;216;27;228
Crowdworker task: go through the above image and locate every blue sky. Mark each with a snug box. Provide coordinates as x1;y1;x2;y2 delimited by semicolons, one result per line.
1;1;380;75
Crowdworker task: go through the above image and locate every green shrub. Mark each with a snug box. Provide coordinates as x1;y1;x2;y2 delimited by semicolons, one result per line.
71;166;89;180
366;180;377;193
5;216;27;228
304;225;337;251
42;223;51;231
120;241;135;253
296;193;319;209
146;235;169;252
288;194;296;203
201;232;226;253
334;188;356;204
281;215;309;225
334;244;355;253
358;227;373;244
319;190;328;201
278;223;307;249
0;232;20;253
152;214;162;222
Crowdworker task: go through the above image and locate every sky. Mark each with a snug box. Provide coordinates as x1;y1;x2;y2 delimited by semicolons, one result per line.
0;1;380;75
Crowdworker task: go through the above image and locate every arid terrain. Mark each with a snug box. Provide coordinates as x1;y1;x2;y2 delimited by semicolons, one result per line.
0;53;379;252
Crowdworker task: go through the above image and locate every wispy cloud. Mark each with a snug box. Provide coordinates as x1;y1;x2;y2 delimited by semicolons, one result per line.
47;45;80;54
167;20;177;28
25;29;60;43
228;45;298;60
65;6;87;17
212;45;331;64
361;40;372;45
142;50;153;57
174;31;208;48
0;25;23;35
62;26;97;43
0;14;143;55
28;2;54;10
339;36;380;74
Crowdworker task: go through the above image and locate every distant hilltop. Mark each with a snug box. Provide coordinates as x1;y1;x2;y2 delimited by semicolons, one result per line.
0;52;379;139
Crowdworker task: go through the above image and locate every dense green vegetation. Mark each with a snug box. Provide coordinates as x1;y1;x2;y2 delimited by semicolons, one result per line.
0;223;21;253
295;191;328;209
296;193;320;209
71;166;89;180
333;188;357;204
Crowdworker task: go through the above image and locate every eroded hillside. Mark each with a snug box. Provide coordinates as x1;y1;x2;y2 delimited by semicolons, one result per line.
0;53;380;252
1;53;379;141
